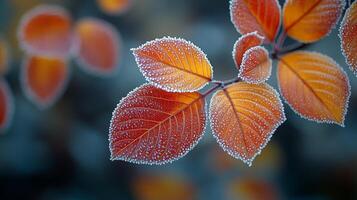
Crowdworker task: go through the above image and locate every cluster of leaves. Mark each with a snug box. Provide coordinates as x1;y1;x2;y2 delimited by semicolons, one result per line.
17;5;122;109
109;0;357;166
0;1;129;132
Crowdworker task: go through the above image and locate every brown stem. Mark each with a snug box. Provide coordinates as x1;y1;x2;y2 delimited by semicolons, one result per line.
279;43;308;55
202;82;222;97
275;30;287;51
202;77;241;97
222;77;241;87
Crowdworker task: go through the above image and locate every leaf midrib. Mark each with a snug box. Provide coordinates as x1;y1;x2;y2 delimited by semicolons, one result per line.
114;95;203;157
242;0;274;41
139;51;211;81
279;57;337;120
284;0;323;32
222;88;249;156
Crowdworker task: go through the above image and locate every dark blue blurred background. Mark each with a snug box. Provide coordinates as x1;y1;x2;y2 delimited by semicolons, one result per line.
0;0;356;199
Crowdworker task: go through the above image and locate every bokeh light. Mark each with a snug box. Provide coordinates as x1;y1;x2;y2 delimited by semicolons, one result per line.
97;0;131;15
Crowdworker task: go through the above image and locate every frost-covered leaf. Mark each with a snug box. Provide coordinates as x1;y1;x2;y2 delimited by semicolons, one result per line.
21;55;69;109
97;0;131;15
209;82;285;166
109;84;206;164
283;0;345;43
239;46;272;84
18;5;75;58
277;51;350;126
340;1;357;76
132;37;213;92
75;18;121;76
233;32;264;69
0;38;10;75
230;0;281;42
0;79;14;132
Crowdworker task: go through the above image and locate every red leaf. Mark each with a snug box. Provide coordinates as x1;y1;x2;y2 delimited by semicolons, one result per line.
230;0;281;42
233;32;264;69
109;84;206;164
340;1;357;76
238;46;272;83
75;18;121;76
209;82;285;166
18;5;75;58
0;79;13;132
22;55;69;109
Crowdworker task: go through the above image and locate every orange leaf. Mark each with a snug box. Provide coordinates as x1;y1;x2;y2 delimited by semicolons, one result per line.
18;5;75;58
109;84;206;164
209;82;285;166
97;0;131;15
230;0;281;42
0;38;10;75
238;46;272;83
277;51;350;126
340;1;357;76
233;31;264;69
22;55;69;109
132;37;213;92
283;0;345;43
75;18;121;76
0;79;14;132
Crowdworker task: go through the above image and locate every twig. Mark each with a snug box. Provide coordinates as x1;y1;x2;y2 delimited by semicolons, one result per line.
279;43;309;55
222;77;241;87
202;77;241;97
202;82;222;97
275;30;287;51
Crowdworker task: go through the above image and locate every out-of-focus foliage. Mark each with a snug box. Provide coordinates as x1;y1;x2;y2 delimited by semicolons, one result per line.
0;0;357;199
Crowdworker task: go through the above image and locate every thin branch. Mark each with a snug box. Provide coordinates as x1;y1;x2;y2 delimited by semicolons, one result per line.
202;77;241;97
222;77;241;87
202;82;222;97
275;30;287;51
279;42;309;54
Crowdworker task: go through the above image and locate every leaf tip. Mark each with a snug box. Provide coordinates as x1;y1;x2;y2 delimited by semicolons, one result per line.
243;158;253;167
130;47;137;52
109;150;118;161
338;121;345;127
